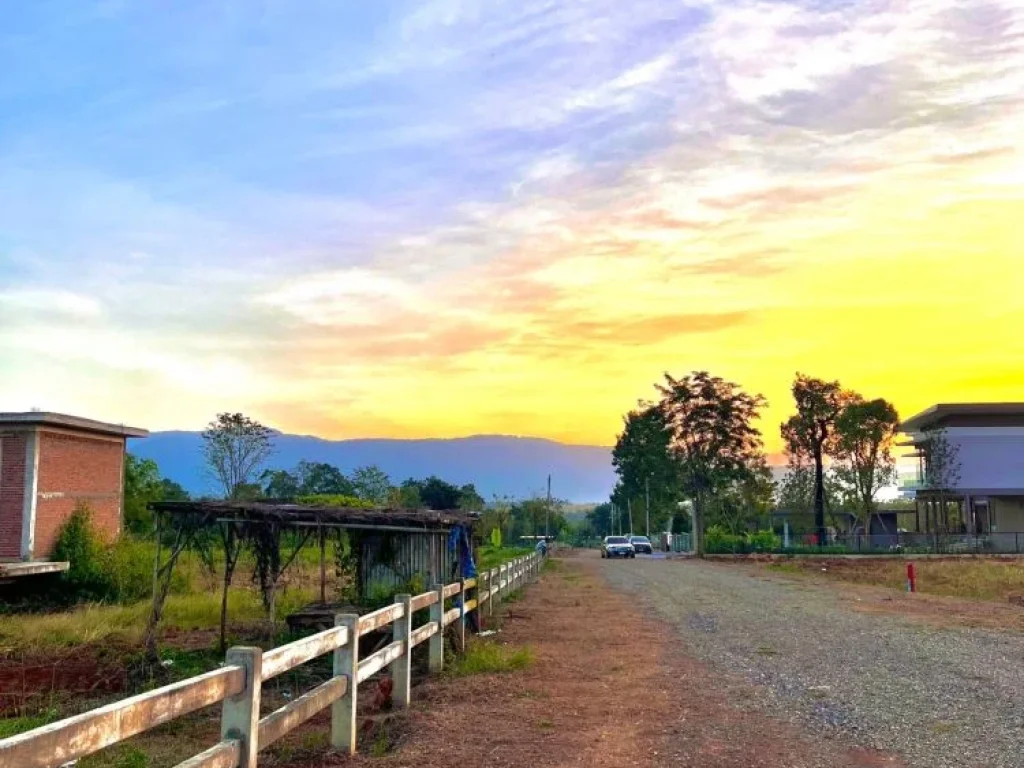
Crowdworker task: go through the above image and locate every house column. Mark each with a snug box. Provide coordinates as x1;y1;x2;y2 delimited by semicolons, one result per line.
20;427;40;561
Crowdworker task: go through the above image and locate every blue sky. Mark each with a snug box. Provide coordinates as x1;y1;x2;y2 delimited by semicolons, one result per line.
1;0;1022;445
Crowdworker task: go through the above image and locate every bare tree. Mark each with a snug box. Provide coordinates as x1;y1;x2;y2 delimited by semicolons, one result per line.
201;413;275;499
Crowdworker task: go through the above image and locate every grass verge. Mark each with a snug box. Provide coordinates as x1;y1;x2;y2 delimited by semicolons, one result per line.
766;558;1024;602
447;639;534;677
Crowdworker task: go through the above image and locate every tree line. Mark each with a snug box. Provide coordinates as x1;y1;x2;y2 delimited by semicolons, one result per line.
602;371;912;554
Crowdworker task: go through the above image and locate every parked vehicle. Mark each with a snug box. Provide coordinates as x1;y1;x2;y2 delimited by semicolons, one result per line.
629;535;653;554
602;535;635;559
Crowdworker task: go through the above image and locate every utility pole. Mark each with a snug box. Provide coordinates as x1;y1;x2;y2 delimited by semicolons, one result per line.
627;499;633;536
545;474;551;540
645;475;651;538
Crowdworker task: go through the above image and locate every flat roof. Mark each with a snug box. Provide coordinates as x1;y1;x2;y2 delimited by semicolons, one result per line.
0;411;148;438
900;403;1024;433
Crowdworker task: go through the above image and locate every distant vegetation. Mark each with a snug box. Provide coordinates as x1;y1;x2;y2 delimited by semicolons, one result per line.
599;371;903;554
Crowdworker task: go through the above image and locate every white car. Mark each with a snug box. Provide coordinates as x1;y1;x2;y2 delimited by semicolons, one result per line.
601;535;635;559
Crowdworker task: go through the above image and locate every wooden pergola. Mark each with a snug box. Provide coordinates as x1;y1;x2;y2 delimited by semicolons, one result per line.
144;500;478;657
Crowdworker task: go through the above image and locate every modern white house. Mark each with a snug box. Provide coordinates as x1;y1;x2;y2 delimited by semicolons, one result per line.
901;403;1024;542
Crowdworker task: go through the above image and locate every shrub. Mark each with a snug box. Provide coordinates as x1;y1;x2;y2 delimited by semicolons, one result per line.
53;504;109;600
296;494;373;508
53;507;157;603
704;526;743;554
747;529;782;553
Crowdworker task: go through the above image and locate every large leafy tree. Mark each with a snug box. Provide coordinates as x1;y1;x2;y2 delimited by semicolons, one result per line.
417;476;462;510
611;402;678;534
656;371;767;556
201;413;275;499
833;398;900;534
781;375;849;544
261;468;300;499
124;455;163;534
458;483;485;511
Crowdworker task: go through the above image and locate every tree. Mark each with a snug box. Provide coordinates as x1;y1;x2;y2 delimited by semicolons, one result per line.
201;413;275;499
418;476;462;510
395;478;423;508
351;465;391;505
705;457;775;534
656;371;767;556
922;426;961;532
458;483;485;511
160;478;190;501
296;461;354;496
124;455;163;535
781;375;849;544
587;502;613;537
261;468;300;499
833;398;900;535
612;403;678;534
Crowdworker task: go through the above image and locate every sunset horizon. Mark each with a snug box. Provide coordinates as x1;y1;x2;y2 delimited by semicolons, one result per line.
2;1;1021;455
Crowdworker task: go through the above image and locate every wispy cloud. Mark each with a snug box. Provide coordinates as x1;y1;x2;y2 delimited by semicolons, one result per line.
0;0;1022;441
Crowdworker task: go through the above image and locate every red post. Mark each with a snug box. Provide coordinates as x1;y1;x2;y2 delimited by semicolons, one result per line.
906;562;917;593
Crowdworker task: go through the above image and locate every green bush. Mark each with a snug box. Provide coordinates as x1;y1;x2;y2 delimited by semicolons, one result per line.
296;494;373;508
705;527;783;554
53;507;157;603
704;526;743;554
53;504;109;599
747;529;782;553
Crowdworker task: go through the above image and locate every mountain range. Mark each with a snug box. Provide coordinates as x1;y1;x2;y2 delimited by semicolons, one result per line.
130;432;617;503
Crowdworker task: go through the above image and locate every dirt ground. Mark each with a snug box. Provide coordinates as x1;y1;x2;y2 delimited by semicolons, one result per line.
342;553;903;768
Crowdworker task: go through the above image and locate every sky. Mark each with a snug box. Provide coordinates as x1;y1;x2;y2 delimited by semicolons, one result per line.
1;0;1023;451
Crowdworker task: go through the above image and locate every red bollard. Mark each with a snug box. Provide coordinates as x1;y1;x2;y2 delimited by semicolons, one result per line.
906;562;917;593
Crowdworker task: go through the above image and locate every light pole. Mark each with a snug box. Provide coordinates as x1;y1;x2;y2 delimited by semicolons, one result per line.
645;475;651;538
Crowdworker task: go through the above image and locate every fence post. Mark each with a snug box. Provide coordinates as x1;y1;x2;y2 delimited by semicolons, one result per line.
221;646;262;768
487;569;495;617
391;594;412;708
332;614;360;755
428;584;444;673
457;577;467;652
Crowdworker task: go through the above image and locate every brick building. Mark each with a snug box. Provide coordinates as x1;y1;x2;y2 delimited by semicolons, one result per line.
0;412;148;562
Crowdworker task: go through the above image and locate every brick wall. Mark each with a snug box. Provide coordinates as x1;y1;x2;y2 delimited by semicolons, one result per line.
0;433;27;559
34;430;125;558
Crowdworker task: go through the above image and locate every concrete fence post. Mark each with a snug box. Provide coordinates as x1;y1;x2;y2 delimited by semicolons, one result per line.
391;594;412;708
457;577;467;652
486;569;495;618
428;584;444;673
221;646;262;768
332;614;360;755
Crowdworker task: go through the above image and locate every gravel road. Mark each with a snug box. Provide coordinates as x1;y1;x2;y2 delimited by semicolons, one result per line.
600;558;1024;768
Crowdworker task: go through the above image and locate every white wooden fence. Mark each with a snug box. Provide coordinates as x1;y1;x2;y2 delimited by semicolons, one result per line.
0;552;544;768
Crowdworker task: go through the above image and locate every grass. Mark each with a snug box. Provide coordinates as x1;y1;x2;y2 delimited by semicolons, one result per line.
0;710;60;739
477;546;534;570
764;558;1024;602
446;639;535;677
0;587;316;651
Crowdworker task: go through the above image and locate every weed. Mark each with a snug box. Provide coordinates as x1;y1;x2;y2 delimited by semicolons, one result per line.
755;645;778;656
447;640;534;677
536;718;555;730
79;744;148;768
371;722;392;757
504;589;525;603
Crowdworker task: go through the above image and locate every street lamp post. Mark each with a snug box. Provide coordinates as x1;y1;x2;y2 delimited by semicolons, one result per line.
645;475;651;538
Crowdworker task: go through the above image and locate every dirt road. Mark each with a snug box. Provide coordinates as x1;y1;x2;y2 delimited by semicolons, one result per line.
354;555;901;768
602;556;1024;768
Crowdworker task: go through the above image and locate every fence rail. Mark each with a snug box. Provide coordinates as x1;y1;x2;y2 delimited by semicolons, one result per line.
0;552;545;768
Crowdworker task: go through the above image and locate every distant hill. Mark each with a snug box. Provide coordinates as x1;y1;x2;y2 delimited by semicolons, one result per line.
130;432;616;503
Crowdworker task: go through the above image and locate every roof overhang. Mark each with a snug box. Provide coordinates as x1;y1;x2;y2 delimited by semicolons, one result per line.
900;403;1024;433
0;412;148;438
